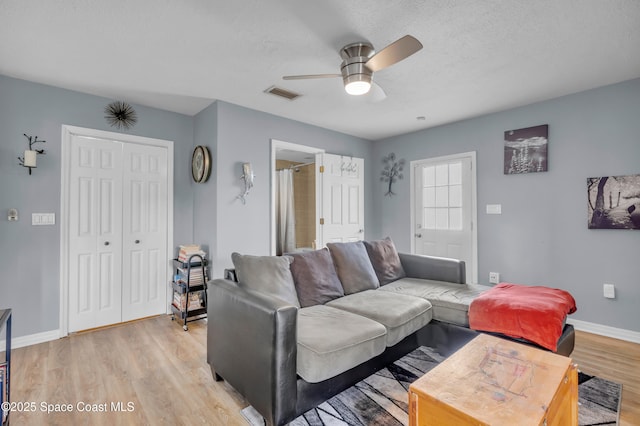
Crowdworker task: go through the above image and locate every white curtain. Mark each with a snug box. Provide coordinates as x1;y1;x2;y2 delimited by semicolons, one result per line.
276;169;296;255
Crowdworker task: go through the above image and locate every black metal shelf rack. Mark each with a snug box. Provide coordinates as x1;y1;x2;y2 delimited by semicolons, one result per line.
170;255;208;331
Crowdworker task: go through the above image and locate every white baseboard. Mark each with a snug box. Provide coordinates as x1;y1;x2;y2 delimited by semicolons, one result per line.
567;318;640;344
1;329;60;350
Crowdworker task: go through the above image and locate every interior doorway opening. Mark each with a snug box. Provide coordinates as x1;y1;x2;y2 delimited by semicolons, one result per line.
270;140;324;255
275;159;316;254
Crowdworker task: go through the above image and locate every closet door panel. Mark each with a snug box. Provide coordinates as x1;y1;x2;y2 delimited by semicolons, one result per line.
122;144;168;321
68;136;123;332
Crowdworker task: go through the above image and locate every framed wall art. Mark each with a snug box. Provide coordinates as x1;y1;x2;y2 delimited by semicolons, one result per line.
504;124;548;174
588;174;640;230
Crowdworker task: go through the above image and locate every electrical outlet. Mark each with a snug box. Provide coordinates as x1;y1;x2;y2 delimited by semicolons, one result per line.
489;272;500;284
603;283;615;299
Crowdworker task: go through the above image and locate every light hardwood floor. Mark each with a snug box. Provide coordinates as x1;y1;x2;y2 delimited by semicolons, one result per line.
9;316;247;425
7;317;640;425
571;330;640;426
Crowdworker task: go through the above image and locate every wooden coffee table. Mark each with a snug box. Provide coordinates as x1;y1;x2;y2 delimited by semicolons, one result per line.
408;333;578;426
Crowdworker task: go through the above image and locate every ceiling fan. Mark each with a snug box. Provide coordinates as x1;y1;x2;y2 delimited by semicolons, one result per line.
283;35;423;96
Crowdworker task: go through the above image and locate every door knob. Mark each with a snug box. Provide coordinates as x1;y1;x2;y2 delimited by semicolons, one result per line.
358;229;364;233
104;241;110;246
415;233;422;238
135;240;140;244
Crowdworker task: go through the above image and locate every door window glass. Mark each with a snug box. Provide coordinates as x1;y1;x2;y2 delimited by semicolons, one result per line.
421;162;463;231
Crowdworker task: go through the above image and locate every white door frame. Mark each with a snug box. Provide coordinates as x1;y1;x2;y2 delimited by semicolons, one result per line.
59;125;174;337
270;139;324;255
410;151;478;283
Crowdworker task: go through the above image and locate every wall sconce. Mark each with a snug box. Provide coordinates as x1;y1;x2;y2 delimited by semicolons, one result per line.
237;162;255;204
17;133;46;175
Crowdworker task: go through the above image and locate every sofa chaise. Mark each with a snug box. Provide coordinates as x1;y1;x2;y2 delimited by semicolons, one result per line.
206;239;575;426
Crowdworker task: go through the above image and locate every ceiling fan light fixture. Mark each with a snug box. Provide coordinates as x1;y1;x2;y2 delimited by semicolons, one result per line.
282;36;422;99
345;79;371;95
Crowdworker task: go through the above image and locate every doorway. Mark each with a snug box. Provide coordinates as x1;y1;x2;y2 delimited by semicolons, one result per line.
410;152;477;283
270;140;366;255
60;125;174;335
271;140;323;255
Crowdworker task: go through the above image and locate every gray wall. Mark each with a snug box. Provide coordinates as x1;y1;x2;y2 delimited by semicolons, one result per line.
372;78;640;332
0;75;195;338
193;101;373;275
3;71;637;338
192;101;218;265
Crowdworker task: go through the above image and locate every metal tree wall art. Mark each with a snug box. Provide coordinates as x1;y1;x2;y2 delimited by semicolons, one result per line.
380;153;405;196
104;101;138;130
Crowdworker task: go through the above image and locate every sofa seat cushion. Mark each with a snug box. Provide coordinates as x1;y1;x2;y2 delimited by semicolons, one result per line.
378;278;490;327
297;305;387;383
326;290;432;346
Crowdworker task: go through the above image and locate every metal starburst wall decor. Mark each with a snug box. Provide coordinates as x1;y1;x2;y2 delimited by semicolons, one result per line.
380;152;405;196
104;101;138;130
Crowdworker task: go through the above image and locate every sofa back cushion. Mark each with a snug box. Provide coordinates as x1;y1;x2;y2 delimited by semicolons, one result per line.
231;252;300;307
287;248;344;307
327;241;379;294
363;237;406;285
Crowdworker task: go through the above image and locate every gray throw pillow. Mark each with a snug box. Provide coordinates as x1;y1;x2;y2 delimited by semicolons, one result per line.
287;248;344;307
231;252;300;307
326;241;379;294
363;237;406;285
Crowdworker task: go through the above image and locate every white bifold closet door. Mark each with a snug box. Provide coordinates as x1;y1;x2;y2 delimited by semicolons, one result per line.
68;135;168;332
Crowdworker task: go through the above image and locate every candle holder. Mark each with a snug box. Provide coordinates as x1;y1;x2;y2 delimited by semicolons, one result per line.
18;134;46;175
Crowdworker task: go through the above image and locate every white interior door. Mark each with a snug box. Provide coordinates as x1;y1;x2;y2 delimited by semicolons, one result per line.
413;153;477;283
318;153;364;245
68;135;123;332
121;143;168;321
66;131;170;333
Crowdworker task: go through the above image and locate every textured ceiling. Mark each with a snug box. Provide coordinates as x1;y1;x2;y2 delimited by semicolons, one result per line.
1;0;639;140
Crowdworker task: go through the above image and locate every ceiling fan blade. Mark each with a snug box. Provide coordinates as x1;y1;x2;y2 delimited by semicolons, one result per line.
365;35;423;72
368;81;387;102
283;74;341;80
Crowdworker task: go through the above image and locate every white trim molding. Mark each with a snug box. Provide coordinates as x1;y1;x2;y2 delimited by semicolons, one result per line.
567;318;640;344
1;329;60;350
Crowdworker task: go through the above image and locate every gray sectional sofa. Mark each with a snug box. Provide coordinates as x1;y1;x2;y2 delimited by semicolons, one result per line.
207;239;575;426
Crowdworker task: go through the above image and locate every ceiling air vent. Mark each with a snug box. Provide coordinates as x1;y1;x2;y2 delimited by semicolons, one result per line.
264;86;301;101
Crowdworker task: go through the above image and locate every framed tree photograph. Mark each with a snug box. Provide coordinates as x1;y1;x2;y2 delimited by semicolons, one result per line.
504;124;548;174
588;174;640;230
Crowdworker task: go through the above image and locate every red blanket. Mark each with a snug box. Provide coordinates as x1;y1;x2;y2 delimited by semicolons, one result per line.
469;283;577;351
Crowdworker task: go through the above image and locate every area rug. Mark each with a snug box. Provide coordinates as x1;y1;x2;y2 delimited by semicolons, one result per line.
242;346;622;426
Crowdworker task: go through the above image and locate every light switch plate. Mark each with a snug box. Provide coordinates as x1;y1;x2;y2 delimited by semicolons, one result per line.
32;213;56;225
486;204;502;215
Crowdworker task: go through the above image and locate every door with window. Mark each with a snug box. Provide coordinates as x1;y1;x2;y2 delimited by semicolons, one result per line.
413;152;476;283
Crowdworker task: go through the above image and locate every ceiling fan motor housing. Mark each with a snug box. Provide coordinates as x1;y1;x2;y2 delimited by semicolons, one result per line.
340;42;375;91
